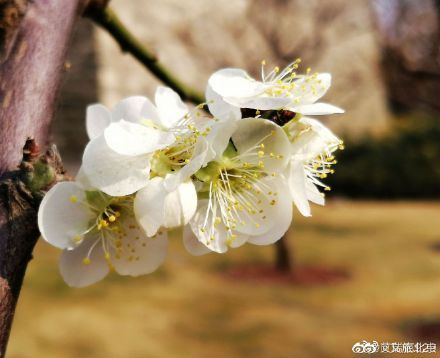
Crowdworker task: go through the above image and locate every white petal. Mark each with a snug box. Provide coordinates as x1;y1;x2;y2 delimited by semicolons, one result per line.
155;86;189;128
183;225;212;256
224;95;291;111
113;96;158;124
189;200;250;253
306;180;325;206
38;182;91;250
228;233;249;248
248;178;292;245
206;83;241;121
301;117;339;142
208;68;267;98
139;97;161;123
134;177;164;237
163;136;209;192
86;104;112;140
291;73;331;105
287;160;311;217
163;180;198;228
290;102;344;116
134;178;197;236
104;120;175;156
220;176;287;237
232;118;290;172
204;119;238;163
112;219;168;276
189;199;229;253
82;135;151;196
288;117;339;160
75;166;95;190
59;238;109;287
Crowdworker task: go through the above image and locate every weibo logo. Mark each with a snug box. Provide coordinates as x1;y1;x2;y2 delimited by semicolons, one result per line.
352;340;380;354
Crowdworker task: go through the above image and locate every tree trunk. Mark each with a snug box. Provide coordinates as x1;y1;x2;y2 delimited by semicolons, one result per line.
371;0;440;113
275;235;292;272
0;0;90;355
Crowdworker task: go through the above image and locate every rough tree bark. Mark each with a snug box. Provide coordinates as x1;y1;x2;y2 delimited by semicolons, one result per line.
0;0;95;355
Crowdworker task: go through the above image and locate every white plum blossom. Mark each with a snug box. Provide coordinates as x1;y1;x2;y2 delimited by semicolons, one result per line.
83;87;211;234
207;60;344;115
37;60;345;288
284;116;343;217
185;118;293;254
37;180;167;287
82;91;178;196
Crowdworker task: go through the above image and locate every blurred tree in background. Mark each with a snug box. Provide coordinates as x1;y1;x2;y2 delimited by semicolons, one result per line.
331;0;440;199
372;0;439;114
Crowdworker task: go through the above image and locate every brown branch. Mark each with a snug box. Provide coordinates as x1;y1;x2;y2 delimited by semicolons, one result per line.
0;141;66;355
85;6;205;105
0;0;92;355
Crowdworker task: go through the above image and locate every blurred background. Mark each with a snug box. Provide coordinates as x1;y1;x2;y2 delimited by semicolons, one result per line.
9;0;440;357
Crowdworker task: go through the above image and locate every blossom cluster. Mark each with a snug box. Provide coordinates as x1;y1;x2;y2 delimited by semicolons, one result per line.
38;61;344;287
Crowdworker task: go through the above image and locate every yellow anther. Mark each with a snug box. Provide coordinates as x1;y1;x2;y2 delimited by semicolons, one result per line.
108;215;116;222
82;257;91;265
324;186;331;191
255;223;260;228
72;235;82;243
261;59;266;65
104;252;111;261
258;150;264;158
214;217;221;226
260;143;265;149
270;199;277;206
69;195;78;203
258;161;264;168
274;66;280;73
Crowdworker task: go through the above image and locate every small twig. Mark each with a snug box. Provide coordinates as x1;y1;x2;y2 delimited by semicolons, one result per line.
86;6;205;105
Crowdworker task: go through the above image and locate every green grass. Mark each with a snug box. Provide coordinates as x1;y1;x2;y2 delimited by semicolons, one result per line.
8;201;440;358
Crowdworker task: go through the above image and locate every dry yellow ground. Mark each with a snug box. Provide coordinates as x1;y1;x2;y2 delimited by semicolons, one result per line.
7;201;440;358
